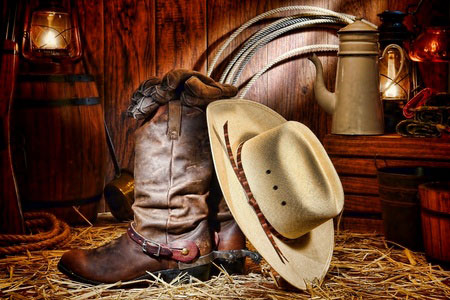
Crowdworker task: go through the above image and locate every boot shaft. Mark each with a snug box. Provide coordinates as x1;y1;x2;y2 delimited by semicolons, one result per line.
133;102;212;244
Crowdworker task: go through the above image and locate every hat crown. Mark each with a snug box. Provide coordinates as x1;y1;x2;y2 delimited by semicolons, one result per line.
240;121;343;239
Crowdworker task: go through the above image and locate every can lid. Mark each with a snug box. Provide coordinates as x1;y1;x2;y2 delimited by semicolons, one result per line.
377;10;407;20
339;19;378;33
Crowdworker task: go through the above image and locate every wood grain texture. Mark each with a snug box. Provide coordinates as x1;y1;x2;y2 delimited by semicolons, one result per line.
205;0;427;141
345;194;381;213
419;183;450;262
155;0;207;75
324;134;450;160
12;75;106;224
341;176;379;195
76;0;106;212
340;217;383;233
267;0;334;139
20;0;441;218
325;132;449;233
103;0;156;184
331;157;450;176
209;0;272;103
0;40;24;234
75;0;104;98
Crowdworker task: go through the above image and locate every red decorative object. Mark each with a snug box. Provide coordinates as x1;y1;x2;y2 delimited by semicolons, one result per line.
409;27;450;62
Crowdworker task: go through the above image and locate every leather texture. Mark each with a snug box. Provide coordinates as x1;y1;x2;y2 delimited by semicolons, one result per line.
209;175;246;252
59;69;241;284
128;69;237;119
133;104;212;248
58;222;210;284
127;222;199;263
59;103;213;284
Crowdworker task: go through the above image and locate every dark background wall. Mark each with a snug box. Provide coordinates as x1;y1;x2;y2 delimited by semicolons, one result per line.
3;0;447;212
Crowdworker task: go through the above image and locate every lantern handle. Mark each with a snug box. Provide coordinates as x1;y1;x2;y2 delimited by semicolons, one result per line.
380;44;406;94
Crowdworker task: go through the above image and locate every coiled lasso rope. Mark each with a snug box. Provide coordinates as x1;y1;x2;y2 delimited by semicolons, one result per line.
0;212;70;256
207;5;376;96
237;44;339;98
207;5;361;77
219;13;347;84
224;17;343;85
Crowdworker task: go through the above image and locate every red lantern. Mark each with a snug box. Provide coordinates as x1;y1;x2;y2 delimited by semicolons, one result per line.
409;27;450;63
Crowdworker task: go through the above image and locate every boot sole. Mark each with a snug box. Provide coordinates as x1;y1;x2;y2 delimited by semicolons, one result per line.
57;260;210;286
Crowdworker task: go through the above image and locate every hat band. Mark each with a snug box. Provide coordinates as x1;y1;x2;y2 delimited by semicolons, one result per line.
223;121;288;264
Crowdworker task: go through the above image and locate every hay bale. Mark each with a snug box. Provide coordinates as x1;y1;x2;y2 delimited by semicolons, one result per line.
1;213;449;299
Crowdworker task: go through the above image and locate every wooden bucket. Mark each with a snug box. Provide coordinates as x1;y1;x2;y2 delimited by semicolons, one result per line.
419;182;450;263
12;74;106;225
377;167;449;250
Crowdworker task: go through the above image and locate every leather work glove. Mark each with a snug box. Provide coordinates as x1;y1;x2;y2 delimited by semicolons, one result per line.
128;69;237;119
181;72;237;107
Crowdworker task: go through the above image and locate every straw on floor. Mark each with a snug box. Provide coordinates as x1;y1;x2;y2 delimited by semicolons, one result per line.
0;213;449;300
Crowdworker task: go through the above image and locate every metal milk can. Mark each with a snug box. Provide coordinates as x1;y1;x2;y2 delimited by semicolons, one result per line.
309;19;403;135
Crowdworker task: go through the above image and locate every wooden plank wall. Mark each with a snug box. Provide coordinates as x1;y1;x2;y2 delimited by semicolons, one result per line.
4;0;443;212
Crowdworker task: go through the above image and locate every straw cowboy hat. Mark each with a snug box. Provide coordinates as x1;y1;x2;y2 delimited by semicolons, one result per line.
206;99;344;290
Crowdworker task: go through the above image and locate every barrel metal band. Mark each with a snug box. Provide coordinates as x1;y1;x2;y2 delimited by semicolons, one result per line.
15;97;100;108
1;49;17;55
18;74;95;82
21;193;102;209
421;206;450;219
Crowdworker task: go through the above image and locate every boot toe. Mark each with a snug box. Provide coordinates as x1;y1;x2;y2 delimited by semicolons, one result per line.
58;234;175;284
58;249;103;285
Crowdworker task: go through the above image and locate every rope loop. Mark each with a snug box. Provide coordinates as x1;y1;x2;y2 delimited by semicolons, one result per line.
207;5;377;93
0;212;71;256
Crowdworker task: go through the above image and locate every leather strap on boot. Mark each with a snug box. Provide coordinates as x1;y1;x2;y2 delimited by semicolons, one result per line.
127;223;199;263
167;100;182;140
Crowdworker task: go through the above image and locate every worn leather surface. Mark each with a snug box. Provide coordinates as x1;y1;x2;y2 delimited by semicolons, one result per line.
59;69;242;283
133;104;212;244
128;69;237;119
209;175;246;251
59;104;213;283
59;222;210;284
216;218;246;251
127;222;200;263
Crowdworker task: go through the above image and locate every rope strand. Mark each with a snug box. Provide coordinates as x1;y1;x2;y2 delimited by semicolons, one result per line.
207;5;361;77
225;19;343;85
0;212;71;256
237;44;339;98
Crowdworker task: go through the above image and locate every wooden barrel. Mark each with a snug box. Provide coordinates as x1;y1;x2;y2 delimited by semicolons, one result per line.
12;74;106;225
419;182;450;263
377;167;450;250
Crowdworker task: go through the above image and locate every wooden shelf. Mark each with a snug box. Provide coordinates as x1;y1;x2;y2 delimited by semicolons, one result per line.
324;134;450;233
324;134;450;160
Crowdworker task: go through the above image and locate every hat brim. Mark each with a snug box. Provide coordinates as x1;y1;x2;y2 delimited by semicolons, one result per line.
206;99;337;290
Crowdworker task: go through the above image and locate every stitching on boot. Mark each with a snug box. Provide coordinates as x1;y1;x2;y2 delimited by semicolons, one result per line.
165;136;174;245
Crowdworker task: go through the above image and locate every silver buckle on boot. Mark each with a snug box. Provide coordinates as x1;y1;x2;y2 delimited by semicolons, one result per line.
142;240;148;254
142;240;162;257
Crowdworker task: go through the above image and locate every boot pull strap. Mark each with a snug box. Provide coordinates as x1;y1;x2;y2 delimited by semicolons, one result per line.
167;100;182;140
127;223;199;263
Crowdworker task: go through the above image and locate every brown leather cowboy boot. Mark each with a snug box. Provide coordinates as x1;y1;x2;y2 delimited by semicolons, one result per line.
209;177;247;274
58;101;214;284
